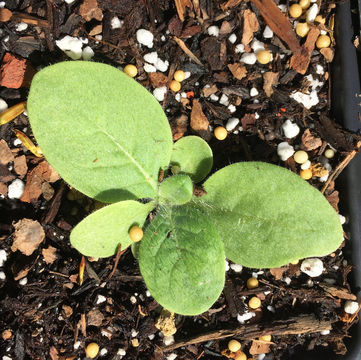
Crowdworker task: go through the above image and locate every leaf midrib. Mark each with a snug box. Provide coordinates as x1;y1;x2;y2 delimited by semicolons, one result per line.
98;126;158;193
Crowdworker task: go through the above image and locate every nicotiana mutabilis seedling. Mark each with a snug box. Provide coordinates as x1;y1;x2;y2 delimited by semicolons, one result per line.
27;61;343;316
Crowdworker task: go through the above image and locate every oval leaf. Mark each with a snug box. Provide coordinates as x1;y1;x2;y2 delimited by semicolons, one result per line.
195;162;343;268
139;206;225;315
71;200;155;257
158;174;193;205
28;61;173;203
170;136;213;183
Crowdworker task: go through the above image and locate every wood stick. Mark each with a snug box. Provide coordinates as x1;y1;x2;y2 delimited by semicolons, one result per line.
162;314;335;352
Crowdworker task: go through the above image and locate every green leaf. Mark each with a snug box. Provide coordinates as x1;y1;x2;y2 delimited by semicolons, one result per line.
70;200;155;257
27;61;173;203
158;175;193;205
139;206;225;315
194;162;343;268
170;136;213;183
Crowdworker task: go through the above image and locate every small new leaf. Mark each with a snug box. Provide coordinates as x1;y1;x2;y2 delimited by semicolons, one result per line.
139;206;225;315
70;200;155;258
170;136;213;183
158;174;193;205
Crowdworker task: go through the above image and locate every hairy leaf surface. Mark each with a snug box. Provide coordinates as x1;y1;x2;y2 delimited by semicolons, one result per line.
194;162;343;268
71;200;155;257
28;61;173;203
170;136;213;183
139;206;225;315
158;174;193;205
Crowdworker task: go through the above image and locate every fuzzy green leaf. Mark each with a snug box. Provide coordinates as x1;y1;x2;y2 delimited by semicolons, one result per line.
139;206;225;315
158;175;193;205
170;136;213;183
194;162;343;268
71;200;155;257
27;61;173;203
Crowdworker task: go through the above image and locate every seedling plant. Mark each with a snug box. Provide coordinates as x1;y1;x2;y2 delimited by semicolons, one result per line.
27;61;343;315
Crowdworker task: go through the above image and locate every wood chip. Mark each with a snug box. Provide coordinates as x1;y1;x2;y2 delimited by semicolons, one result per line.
0;53;27;89
290;27;320;75
41;181;55;201
79;0;103;21
250;0;301;53
190;99;209;132
171;114;188;141
301;129;323;151
242;9;259;46
241;113;256;130
13;155;27;177
228;63;247;80
0;8;12;22
270;267;287;280
221;0;242;11
173;36;203;66
0;139;15;165
42;246;58;264
149;72;169;88
87;309;104;327
320;47;334;62
202;84;218;97
20;161;59;203
89;24;102;36
0;182;7;196
174;0;192;22
62;305;73;318
249;340;271;355
263;72;279;97
219;21;233;35
11;218;45;256
49;346;59;360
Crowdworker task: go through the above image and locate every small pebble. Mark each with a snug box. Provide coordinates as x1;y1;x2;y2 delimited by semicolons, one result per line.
167;353;177;360
320;330;330;335
240;52;257;65
248;296;261;309
163;335;175;346
82;46;94;61
99;348;108;356
111;16;123;29
263;26;273;38
228;33;237;44
301;160;311;170
299;0;311;9
86;343;99;358
170;80;181;92
124;64;138;77
300;258;324;277
153;86;167;101
19;277;28;285
136;29;154;48
96;295;106;304
207;26;220;37
294;150;308;164
0;98;8;112
8;179;25;199
235;44;245;53
250;87;259;97
226;117;240;131
282;119;300;138
230;264;243;273
130;296;137;304
144;51;158;64
219;94;229;106
296;22;310;37
277;142;295;161
174;70;185;82
155;58;169;72
15;22;28;32
306;4;318;23
316;35;331;49
0;250;7;267
237;311;256;324
344;300;359;314
143;63;156;73
289;4;303;18
324;148;335;159
214;126;227;140
228;339;241;352
247;277;259;289
0;271;5;280
117;349;126;356
228;104;236;113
